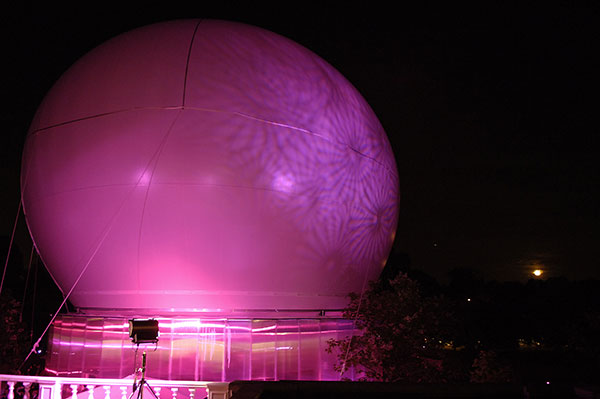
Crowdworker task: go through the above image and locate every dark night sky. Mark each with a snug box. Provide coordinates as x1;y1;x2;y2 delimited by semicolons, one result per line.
1;3;598;284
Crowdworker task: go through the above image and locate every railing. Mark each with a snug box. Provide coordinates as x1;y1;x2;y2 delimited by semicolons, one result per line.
0;375;229;399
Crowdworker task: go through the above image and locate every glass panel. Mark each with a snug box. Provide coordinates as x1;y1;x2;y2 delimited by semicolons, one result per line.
224;319;252;381
298;319;320;380
82;317;103;377
99;318;128;378
196;319;225;381
170;318;202;380
275;320;299;380
45;317;62;375
250;320;277;380
58;316;74;375
65;317;86;375
319;319;356;380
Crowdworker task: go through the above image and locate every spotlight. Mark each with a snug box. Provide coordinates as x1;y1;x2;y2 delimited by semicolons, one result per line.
129;319;159;344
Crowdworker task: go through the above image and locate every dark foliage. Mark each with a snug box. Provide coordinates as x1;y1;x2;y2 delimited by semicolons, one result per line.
326;273;462;382
328;268;600;385
0;291;29;374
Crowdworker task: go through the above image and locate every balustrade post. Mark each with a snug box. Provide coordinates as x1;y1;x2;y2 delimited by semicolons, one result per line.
0;377;208;399
7;381;15;399
22;382;32;399
37;381;54;399
86;385;95;399
53;380;62;399
71;384;79;399
206;383;228;399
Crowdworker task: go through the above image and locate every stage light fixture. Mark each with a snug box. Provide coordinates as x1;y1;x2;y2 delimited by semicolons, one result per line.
129;319;159;344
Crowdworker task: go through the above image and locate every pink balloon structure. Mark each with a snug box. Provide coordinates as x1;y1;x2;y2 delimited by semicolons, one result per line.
21;20;399;311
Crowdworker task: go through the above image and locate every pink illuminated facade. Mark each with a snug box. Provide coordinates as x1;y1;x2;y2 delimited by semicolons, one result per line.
22;20;399;381
47;314;356;381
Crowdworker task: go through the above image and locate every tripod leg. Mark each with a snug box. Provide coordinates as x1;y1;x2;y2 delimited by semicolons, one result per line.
141;382;159;399
136;352;158;399
127;382;139;399
128;344;140;399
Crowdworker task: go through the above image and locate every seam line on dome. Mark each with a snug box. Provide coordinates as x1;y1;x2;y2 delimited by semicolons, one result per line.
135;110;184;290
24;181;360;213
28;106;184;133
25;181;337;201
28;105;398;179
224;109;397;178
182;20;203;107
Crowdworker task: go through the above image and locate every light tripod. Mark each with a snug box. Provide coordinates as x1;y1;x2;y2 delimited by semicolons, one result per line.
129;349;158;399
128;319;160;399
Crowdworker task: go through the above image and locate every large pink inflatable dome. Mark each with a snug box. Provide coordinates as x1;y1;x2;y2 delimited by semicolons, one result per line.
21;20;399;312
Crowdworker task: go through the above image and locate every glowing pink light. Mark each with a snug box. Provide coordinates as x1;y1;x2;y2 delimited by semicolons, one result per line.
165;320;231;329
251;325;278;333
47;314;357;381
55;340;126;349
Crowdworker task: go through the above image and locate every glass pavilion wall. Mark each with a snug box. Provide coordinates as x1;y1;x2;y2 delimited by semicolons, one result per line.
45;314;357;381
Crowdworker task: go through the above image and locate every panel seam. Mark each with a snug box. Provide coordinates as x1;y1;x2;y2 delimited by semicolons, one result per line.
182;20;203;107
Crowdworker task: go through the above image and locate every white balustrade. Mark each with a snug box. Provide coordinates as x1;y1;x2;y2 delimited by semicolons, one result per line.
23;382;32;399
71;384;79;399
7;381;15;399
53;380;61;399
0;375;215;399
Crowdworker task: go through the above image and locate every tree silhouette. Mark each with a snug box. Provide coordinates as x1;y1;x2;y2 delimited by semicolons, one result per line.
0;291;29;373
326;273;461;382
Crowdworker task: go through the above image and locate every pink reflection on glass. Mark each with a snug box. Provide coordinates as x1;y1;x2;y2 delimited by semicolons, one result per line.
22;20;399;312
47;314;357;381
